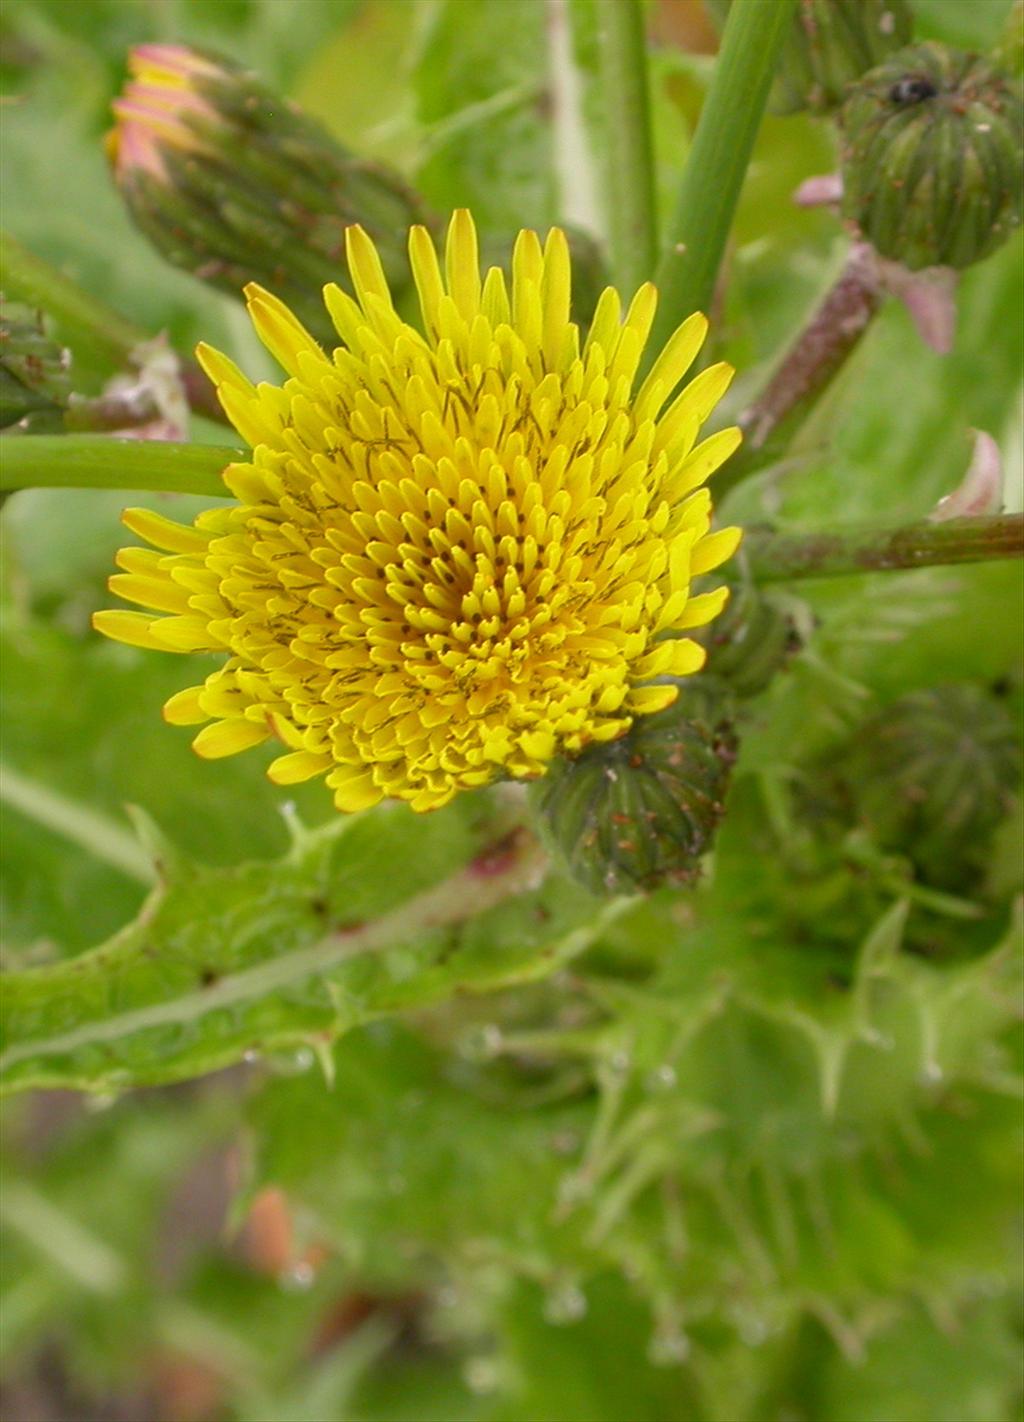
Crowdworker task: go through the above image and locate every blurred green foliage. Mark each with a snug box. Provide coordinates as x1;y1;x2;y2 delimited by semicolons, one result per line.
1;0;1022;1419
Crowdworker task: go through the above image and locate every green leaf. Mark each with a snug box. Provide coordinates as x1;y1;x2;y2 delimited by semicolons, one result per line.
0;795;623;1094
412;0;557;234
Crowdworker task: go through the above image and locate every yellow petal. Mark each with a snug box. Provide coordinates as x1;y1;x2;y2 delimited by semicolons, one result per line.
409;225;445;338
626;683;679;715
512;228;544;339
162;686;211;726
584;286;622;358
623;281;657;342
634;311;708;418
92;609;168;650
665;426;743;500
345;223;394;312
108;572;190;615
481;265;511;328
146;616;220;652
245;283;324;376
520;727;556;761
690;526;742;576
195;342;256;399
541;227;571;369
121;508;211;554
674;585;730;630
323;282;368;351
267;750;334;785
634;637;706;679
192;718;270;759
445;208;481;322
329;768;384;813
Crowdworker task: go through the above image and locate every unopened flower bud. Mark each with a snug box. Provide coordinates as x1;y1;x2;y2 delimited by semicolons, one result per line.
846;684;1020;888
840;42;1023;270
706;0;913;114
696;581;803;697
0;299;72;431
108;45;432;343
531;682;738;896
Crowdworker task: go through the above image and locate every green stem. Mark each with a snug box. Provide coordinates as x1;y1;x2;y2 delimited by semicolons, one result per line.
0;435;242;497
1;231;144;378
648;0;797;355
746;514;1024;583
717;244;882;498
595;0;658;293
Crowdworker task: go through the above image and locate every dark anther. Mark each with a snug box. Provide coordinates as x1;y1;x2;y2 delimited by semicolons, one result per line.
889;75;938;105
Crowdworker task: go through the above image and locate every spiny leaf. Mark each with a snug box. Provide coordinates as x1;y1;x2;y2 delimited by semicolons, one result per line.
0;794;626;1095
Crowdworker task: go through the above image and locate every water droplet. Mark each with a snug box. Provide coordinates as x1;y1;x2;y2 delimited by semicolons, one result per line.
463;1356;500;1394
268;1046;315;1076
280;1259;315;1291
459;1023;503;1061
543;1281;587;1324
647;1325;691;1366
645;1063;677;1093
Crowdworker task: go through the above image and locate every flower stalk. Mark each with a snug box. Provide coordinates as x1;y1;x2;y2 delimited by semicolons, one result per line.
746;514;1024;582
0;435;240;497
648;0;798;358
594;0;658;293
716;242;882;496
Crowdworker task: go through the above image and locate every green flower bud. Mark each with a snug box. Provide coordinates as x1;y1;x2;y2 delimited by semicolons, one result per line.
0;299;71;432
109;45;433;344
531;681;738;896
696;581;803;698
705;0;913;115
840;42;1024;270
846;684;1021;887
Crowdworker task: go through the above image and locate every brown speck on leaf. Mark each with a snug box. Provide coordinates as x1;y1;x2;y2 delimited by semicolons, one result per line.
469;826;527;878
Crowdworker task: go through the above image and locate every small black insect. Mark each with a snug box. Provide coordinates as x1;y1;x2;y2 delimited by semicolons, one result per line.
889;75;938;105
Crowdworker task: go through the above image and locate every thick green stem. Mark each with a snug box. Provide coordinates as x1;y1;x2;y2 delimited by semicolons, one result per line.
595;0;658;293
648;0;797;356
746;514;1024;583
0;435;241;497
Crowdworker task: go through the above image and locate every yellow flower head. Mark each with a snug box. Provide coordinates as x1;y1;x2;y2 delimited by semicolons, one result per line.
94;212;741;813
